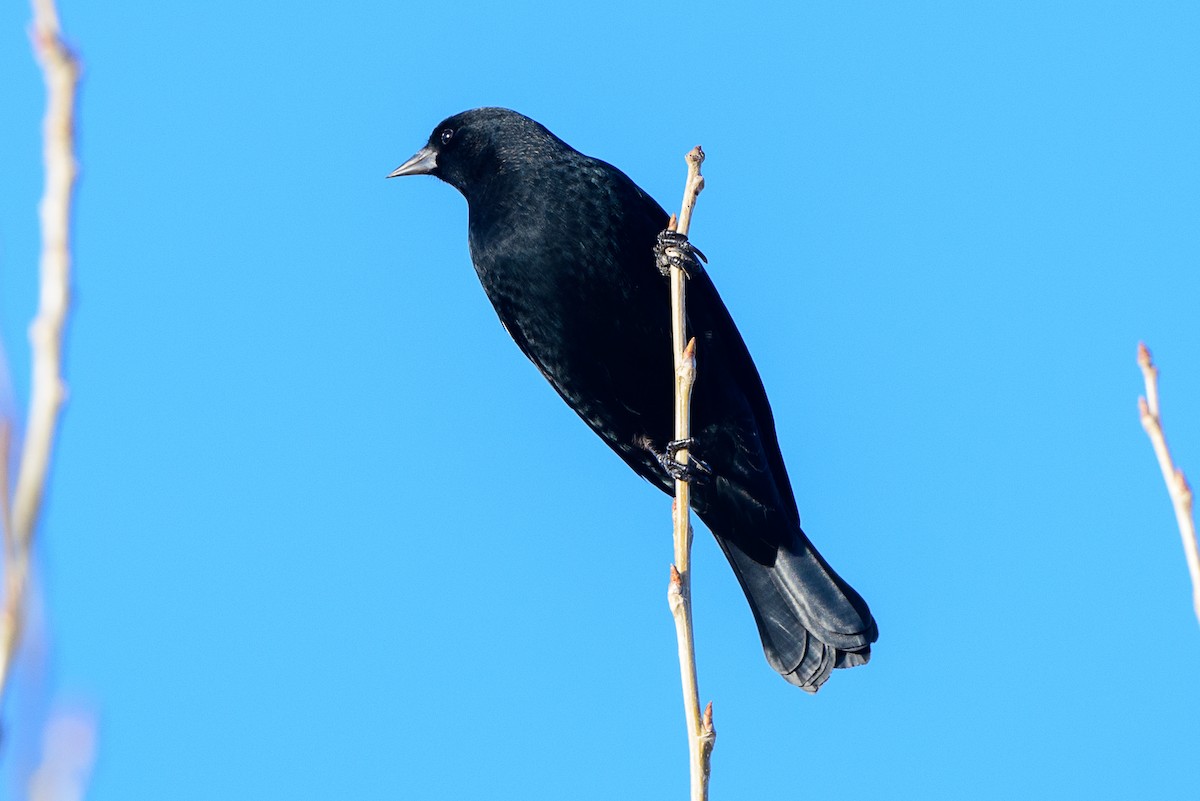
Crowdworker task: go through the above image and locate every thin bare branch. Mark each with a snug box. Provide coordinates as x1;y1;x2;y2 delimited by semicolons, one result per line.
665;145;714;801
1137;342;1199;625
0;0;80;704
28;709;96;801
1;422;12;553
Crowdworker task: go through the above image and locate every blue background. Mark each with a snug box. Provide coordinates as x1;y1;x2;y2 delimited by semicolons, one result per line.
1;1;1197;798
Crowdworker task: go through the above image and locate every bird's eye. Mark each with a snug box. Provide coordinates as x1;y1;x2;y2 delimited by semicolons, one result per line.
440;128;454;145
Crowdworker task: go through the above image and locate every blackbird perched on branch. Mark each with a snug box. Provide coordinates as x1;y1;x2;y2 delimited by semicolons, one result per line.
390;108;877;691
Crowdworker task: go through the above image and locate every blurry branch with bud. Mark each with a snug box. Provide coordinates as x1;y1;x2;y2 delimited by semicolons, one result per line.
664;146;715;801
1137;343;1199;625
0;0;80;727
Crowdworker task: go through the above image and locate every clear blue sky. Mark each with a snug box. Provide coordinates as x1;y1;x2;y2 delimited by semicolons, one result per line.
1;1;1197;799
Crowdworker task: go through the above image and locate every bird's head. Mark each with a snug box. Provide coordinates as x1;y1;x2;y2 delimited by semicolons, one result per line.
388;107;562;197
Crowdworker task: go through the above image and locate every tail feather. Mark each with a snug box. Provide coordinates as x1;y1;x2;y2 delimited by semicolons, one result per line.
711;522;877;693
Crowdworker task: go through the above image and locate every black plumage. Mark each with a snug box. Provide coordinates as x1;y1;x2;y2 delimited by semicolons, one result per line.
390;108;877;691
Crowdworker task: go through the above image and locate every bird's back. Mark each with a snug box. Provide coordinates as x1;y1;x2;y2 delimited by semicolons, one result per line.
466;136;810;550
466;146;681;483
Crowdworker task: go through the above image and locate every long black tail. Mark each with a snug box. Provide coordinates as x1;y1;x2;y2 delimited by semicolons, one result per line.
709;521;877;692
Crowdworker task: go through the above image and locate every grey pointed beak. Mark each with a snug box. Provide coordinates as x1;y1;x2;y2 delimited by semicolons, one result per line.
387;145;437;178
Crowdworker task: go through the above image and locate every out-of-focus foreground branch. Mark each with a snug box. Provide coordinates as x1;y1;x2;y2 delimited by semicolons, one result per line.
664;146;715;801
0;0;80;709
1137;343;1199;625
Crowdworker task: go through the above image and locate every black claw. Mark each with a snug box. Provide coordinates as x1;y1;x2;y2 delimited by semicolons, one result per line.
666;437;693;460
654;230;707;278
686;454;713;480
654;437;712;484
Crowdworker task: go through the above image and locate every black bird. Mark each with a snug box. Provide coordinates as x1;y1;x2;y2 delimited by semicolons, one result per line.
390;108;876;691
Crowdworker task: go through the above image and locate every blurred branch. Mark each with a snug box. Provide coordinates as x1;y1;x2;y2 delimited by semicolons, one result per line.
665;146;715;801
29;710;95;801
0;0;80;707
1137;343;1199;625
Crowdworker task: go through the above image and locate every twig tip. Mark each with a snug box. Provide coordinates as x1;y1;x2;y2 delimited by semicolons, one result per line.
683;337;697;363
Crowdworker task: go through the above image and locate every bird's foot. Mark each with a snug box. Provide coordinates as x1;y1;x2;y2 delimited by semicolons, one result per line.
656;437;712;484
654;230;707;278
